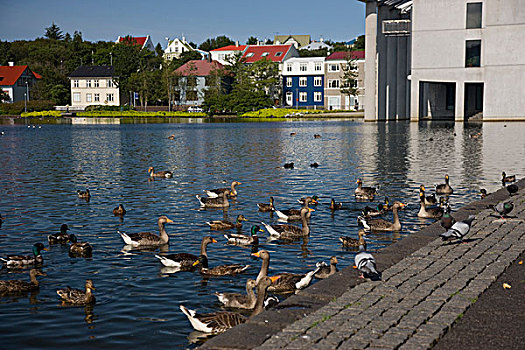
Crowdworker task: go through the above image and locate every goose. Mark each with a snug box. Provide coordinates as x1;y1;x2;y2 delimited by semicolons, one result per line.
435;175;453;195
180;276;273;334
0;269;47;295
112;204;126;216
358;201;406;231
419;185;437;206
68;234;93;257
489;201;514;219
214;279;258;309
117;216;174;247
148;166;173;179
314;256;338;279
57;279;96;305
0;243;47;268
355;179;377;200
48;224;72;244
330;198;343;210
196;190;230;208
155;236;216;268
274;199;314;221
77;189;91;199
339;229;367;249
224;225;263;246
501;171;516;184
252;250;319;293
440;215;475;242
418;192;444;219
257;197;275;212
261;207;314;240
205;181;241;198
354;246;381;280
206;214;247;230
192;255;250;276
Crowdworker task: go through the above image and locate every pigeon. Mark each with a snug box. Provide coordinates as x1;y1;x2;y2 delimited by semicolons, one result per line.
489;201;514;218
440;215;475;242
354;246;381;281
506;184;518;196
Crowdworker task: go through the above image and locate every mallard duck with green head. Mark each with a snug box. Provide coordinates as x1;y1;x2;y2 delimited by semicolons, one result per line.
68;234;93;257
225;225;263;246
0;243;47;268
48;224;71;244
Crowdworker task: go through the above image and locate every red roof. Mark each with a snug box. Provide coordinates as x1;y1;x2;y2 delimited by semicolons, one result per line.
118;36;148;47
326;50;365;61
241;45;292;63
210;45;247;52
0;65;42;86
174;60;224;76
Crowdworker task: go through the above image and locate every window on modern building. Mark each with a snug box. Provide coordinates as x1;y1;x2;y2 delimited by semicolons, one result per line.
106;93;114;102
86;80;92;88
300;63;307;71
94;93;100;102
107;80;113;88
328;64;340;72
466;2;482;29
286;63;292;72
314;92;322;102
94;79;99;88
314;77;322;87
86;93;92;102
299;92;307;102
465;40;481;67
73;92;81;102
328;79;340;88
299;77;307;87
286;77;292;87
315;62;322;71
73;80;79;88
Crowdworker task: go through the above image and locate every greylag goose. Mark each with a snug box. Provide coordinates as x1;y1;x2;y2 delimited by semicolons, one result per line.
358;201;406;231
257;197;275;212
354;179;377;200
196;190;230;208
206;214;247;230
275;198;314;221
205;181;241;198
224;225;262;246
68;234;93;257
417;192;444;219
314;256;338;279
261;207;314;240
440;215;475;242
180;276;273;333
214;279;258;309
48;224;72;244
435;174;453;195
354;246;381;280
148;166;173;178
0;269;47;295
339;229;367;249
57;279;96;305
117;216;174;247
155;236;216;268
419;185;437;206
0;243;47;268
112;204;126;216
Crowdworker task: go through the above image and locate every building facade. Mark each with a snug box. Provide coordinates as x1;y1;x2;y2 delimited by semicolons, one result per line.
173;60;224;107
210;44;247;65
324;51;365;110
0;63;41;103
281;57;325;108
69;66;119;110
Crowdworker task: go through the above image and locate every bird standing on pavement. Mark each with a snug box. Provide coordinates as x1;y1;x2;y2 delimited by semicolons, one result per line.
506;184;518;196
354;246;381;281
489;201;514;219
440;215;476;242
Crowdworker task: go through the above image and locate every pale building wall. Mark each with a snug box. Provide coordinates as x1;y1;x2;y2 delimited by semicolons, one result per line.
70;77;120;109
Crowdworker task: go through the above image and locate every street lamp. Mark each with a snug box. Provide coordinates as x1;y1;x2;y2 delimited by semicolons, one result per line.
25;81;29;112
24;92;27;113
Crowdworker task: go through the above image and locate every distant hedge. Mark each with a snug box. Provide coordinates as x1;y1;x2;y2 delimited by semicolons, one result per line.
76;110;207;117
0;100;56;115
21;110;62;117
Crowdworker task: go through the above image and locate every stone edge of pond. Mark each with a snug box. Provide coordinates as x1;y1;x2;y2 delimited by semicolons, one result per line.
200;179;521;350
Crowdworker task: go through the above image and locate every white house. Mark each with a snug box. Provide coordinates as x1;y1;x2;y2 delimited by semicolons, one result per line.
164;37;208;60
69;66;119;110
300;39;333;51
210;44;247;65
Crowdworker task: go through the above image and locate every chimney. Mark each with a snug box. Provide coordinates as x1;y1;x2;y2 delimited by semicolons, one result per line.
8;62;14;66
235;40;239;47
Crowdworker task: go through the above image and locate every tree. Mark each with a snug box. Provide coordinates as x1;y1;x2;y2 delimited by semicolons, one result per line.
48;84;70;105
198;35;235;52
155;43;163;57
353;35;365;50
246;36;258;45
0;90;11;103
340;56;359;103
45;23;64;40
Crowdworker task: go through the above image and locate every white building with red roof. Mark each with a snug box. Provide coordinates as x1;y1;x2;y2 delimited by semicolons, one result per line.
210;44;247;65
116;35;155;52
173;60;225;107
0;63;42;103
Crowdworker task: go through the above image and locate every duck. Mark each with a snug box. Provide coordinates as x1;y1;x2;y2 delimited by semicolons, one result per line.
196;190;230;208
48;224;72;244
440;211;456;231
419;185;437;206
205;181;241;198
418;192;444;219
257;197;275;212
57;279;96;305
355;179;377;200
274;199;314;221
112;204;126;216
224;225;263;246
155;236;216;269
480;188;488;199
0;213;4;225
168;134;175;140
354;245;381;280
148;166;173;179
339;229;367;249
314;134;321;139
361;203;385;218
0;269;47;295
76;189;91;199
506;184;518;196
0;243;47;268
117;216;174;247
261;207;314;240
283;162;294;169
206;214;247;230
314;256;338;279
252;250;319;293
310;162;319;168
180;276;273;334
501;171;516;184
358;201;406;231
290;132;297;136
68;234;93;257
192;255;250;276
435;175;453;195
330;198;343;210
214;279;258;309
298;195;319;205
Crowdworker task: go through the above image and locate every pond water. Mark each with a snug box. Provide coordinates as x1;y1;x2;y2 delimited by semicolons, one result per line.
0;118;523;349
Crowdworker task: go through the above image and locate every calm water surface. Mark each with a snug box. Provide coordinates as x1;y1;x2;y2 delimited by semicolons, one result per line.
0;118;523;349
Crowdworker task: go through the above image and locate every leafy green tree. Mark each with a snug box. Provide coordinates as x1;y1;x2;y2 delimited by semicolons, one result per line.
48;84;70;104
246;36;258;45
45;23;64;40
0;90;11;103
299;48;329;57
340;56;358;99
353;35;365;50
198;35;235;52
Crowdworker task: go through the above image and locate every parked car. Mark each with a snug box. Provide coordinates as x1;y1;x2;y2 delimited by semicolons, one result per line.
188;106;204;113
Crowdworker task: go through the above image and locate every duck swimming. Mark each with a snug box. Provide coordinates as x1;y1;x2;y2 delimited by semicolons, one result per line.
68;234;93;257
117;216;174;247
148;166;173;179
112;204;126;216
206;214;247;230
57;279;96;305
48;224;72;244
355;179;377;200
340;229;367;249
501;171;516;184
77;189;91;199
435;175;453;195
0;269;47;295
224;225;263;246
257;197;275;212
0;243;47;268
419;185;437;206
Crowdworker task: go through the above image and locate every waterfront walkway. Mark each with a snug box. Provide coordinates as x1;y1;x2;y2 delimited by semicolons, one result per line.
202;179;524;349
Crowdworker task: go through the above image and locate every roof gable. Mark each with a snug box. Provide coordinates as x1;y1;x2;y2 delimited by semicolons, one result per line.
241;45;293;63
210;45;247;52
174;60;223;76
69;66;116;78
0;65;41;86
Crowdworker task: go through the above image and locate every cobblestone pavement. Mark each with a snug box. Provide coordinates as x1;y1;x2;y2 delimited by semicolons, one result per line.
253;189;525;349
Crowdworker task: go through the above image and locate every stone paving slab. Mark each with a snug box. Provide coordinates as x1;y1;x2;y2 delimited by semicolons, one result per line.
201;179;525;349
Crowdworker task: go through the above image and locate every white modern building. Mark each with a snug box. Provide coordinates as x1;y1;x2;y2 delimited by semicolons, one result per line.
69;66;119;110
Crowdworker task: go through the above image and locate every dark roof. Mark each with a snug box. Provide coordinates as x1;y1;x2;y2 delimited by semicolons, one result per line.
69;66;115;78
326;51;365;61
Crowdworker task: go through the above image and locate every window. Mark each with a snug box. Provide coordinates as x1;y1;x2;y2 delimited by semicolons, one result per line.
275;52;283;57
73;80;79;88
86;80;92;88
286;63;292;72
314;92;322;102
174;47;179;53
73;92;81;102
465;40;481;67
315;62;322;71
286;77;292;87
286;92;293;105
246;52;254;57
106;93;114;102
86;93;92;102
466;2;482;29
94;93;100;102
314;77;322;87
107;80;114;88
299;77;307;87
328;79;340;88
261;52;269;57
94;79;99;88
300;63;307;72
328;64;340;72
299;92;307;102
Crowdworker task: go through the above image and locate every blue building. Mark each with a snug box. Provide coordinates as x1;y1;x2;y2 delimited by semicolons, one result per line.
281;57;325;109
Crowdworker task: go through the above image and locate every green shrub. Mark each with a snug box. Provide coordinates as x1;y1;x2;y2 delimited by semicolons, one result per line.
76;110;207;117
21;110;62;117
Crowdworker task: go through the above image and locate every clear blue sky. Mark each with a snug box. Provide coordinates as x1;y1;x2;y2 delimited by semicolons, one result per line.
1;0;365;47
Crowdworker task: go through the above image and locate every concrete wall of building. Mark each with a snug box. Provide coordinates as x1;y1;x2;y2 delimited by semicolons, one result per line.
70;78;120;109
